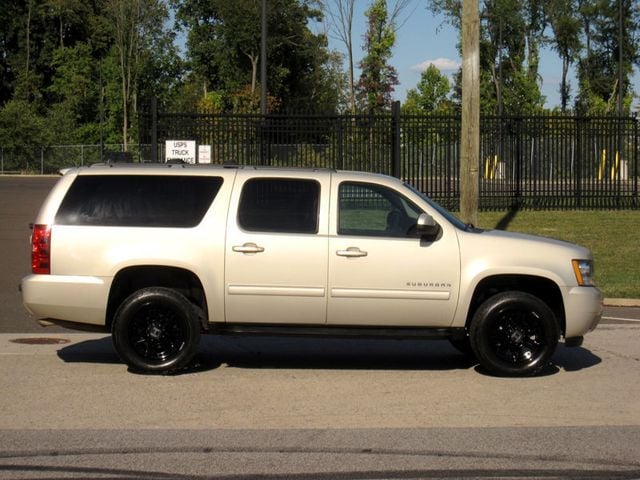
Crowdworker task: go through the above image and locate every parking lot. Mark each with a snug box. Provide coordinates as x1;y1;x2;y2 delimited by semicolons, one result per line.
1;176;639;479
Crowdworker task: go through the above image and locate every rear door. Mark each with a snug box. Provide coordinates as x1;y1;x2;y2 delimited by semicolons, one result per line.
224;170;330;324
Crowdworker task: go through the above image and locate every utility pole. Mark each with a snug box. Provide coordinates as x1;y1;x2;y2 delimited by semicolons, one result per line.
460;0;480;225
617;0;624;116
260;0;268;115
259;0;268;165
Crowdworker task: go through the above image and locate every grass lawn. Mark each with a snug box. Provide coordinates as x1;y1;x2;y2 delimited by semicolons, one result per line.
474;210;640;299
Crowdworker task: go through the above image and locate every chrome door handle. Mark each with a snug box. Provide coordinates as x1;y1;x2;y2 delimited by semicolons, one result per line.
336;247;368;258
232;243;265;254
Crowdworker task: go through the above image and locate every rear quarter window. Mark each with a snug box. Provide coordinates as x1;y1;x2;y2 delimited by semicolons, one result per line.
55;175;223;227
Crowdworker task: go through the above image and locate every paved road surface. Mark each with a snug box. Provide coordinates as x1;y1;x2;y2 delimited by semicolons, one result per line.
1;327;639;479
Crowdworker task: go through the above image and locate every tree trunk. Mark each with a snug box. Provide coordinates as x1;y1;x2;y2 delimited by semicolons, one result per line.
560;54;570;112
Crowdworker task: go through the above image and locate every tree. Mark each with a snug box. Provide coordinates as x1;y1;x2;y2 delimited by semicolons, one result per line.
402;64;452;114
575;0;639;114
0;99;50;149
173;0;337;112
47;43;96;143
104;0;176;149
324;0;356;112
547;0;581;111
428;0;546;114
0;2;25;105
356;0;399;113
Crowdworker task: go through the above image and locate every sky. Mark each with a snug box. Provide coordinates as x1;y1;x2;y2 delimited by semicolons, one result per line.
320;0;640;110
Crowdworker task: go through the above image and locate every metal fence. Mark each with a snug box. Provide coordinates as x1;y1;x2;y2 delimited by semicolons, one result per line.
3;107;638;211
139;102;638;210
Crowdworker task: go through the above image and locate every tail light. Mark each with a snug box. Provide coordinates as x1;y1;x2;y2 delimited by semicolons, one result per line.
31;224;51;274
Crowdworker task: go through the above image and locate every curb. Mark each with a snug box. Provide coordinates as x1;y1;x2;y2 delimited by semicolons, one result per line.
604;298;640;308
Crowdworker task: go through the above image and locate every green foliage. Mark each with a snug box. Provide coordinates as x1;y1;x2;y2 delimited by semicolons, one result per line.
0;100;50;148
172;0;338;112
2;0;640;152
402;64;452;114
0;0;180;149
428;0;639;114
356;0;399;113
575;0;639;115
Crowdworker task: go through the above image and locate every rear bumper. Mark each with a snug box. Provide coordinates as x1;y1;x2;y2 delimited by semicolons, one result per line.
21;274;110;326
563;286;603;338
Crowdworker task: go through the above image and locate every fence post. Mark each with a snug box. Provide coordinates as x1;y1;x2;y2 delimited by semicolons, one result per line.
514;118;522;203
634;114;638;202
391;100;401;178
337;120;344;170
1;147;3;174
151;97;158;163
259;118;267;166
576;117;582;209
41;148;44;174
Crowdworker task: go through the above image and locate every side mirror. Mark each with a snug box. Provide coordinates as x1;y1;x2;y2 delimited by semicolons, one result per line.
416;213;441;239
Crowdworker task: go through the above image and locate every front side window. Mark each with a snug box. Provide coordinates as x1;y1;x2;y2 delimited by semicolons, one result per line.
238;178;320;234
338;182;422;237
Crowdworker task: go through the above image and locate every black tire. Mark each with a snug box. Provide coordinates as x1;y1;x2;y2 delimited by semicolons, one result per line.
469;291;559;377
112;287;201;374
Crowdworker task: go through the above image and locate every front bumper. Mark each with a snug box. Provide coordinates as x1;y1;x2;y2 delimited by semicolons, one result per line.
563;286;603;338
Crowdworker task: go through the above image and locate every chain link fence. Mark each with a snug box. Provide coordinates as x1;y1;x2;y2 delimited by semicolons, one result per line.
0;144;143;175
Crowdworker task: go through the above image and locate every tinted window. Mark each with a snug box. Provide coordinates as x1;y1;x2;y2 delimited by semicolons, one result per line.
55;175;223;227
338;182;422;237
238;178;319;233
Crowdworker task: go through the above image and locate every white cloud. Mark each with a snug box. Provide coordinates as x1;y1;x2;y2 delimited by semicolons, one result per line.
411;58;461;72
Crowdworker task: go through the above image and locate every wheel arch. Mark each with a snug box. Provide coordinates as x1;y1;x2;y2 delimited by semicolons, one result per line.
464;274;565;336
107;265;208;330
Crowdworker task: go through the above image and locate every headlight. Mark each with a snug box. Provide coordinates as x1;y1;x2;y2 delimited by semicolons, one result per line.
572;259;595;286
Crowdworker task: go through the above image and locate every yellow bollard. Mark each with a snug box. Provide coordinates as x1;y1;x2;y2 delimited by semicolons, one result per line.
598;150;606;181
611;151;620;181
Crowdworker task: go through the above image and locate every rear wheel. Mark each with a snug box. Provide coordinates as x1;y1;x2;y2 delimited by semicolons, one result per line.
112;287;201;374
469;291;559;377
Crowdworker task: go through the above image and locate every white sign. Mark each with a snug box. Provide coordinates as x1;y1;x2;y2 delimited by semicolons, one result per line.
165;140;196;164
198;145;211;164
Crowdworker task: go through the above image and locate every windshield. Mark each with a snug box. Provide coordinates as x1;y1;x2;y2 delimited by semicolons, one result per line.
403;182;470;231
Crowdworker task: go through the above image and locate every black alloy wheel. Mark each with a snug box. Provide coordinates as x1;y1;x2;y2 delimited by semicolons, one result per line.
469;291;560;377
112;287;201;374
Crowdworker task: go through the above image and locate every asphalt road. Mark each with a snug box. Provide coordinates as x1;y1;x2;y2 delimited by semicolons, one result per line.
1;175;639;480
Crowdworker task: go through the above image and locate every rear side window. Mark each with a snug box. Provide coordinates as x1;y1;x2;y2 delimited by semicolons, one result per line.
238;178;319;234
55;175;223;227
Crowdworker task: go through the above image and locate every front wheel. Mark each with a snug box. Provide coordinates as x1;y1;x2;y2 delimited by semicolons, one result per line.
112;287;201;374
469;292;559;377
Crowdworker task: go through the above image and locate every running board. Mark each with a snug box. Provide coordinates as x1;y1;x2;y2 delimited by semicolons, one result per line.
208;323;464;340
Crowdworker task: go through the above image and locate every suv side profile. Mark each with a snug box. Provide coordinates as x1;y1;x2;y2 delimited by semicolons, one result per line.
22;164;602;376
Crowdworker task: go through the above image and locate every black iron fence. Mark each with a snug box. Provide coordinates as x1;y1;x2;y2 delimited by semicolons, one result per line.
150;102;636;210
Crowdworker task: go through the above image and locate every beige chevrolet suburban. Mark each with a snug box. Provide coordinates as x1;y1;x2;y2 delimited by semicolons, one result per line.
21;164;602;376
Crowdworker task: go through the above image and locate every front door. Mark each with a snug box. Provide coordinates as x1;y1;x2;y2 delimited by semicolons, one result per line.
328;179;460;327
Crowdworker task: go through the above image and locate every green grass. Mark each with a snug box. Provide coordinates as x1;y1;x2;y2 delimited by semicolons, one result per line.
474;210;640;299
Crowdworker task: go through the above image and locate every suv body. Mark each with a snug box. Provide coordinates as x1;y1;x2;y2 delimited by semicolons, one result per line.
21;164;602;376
